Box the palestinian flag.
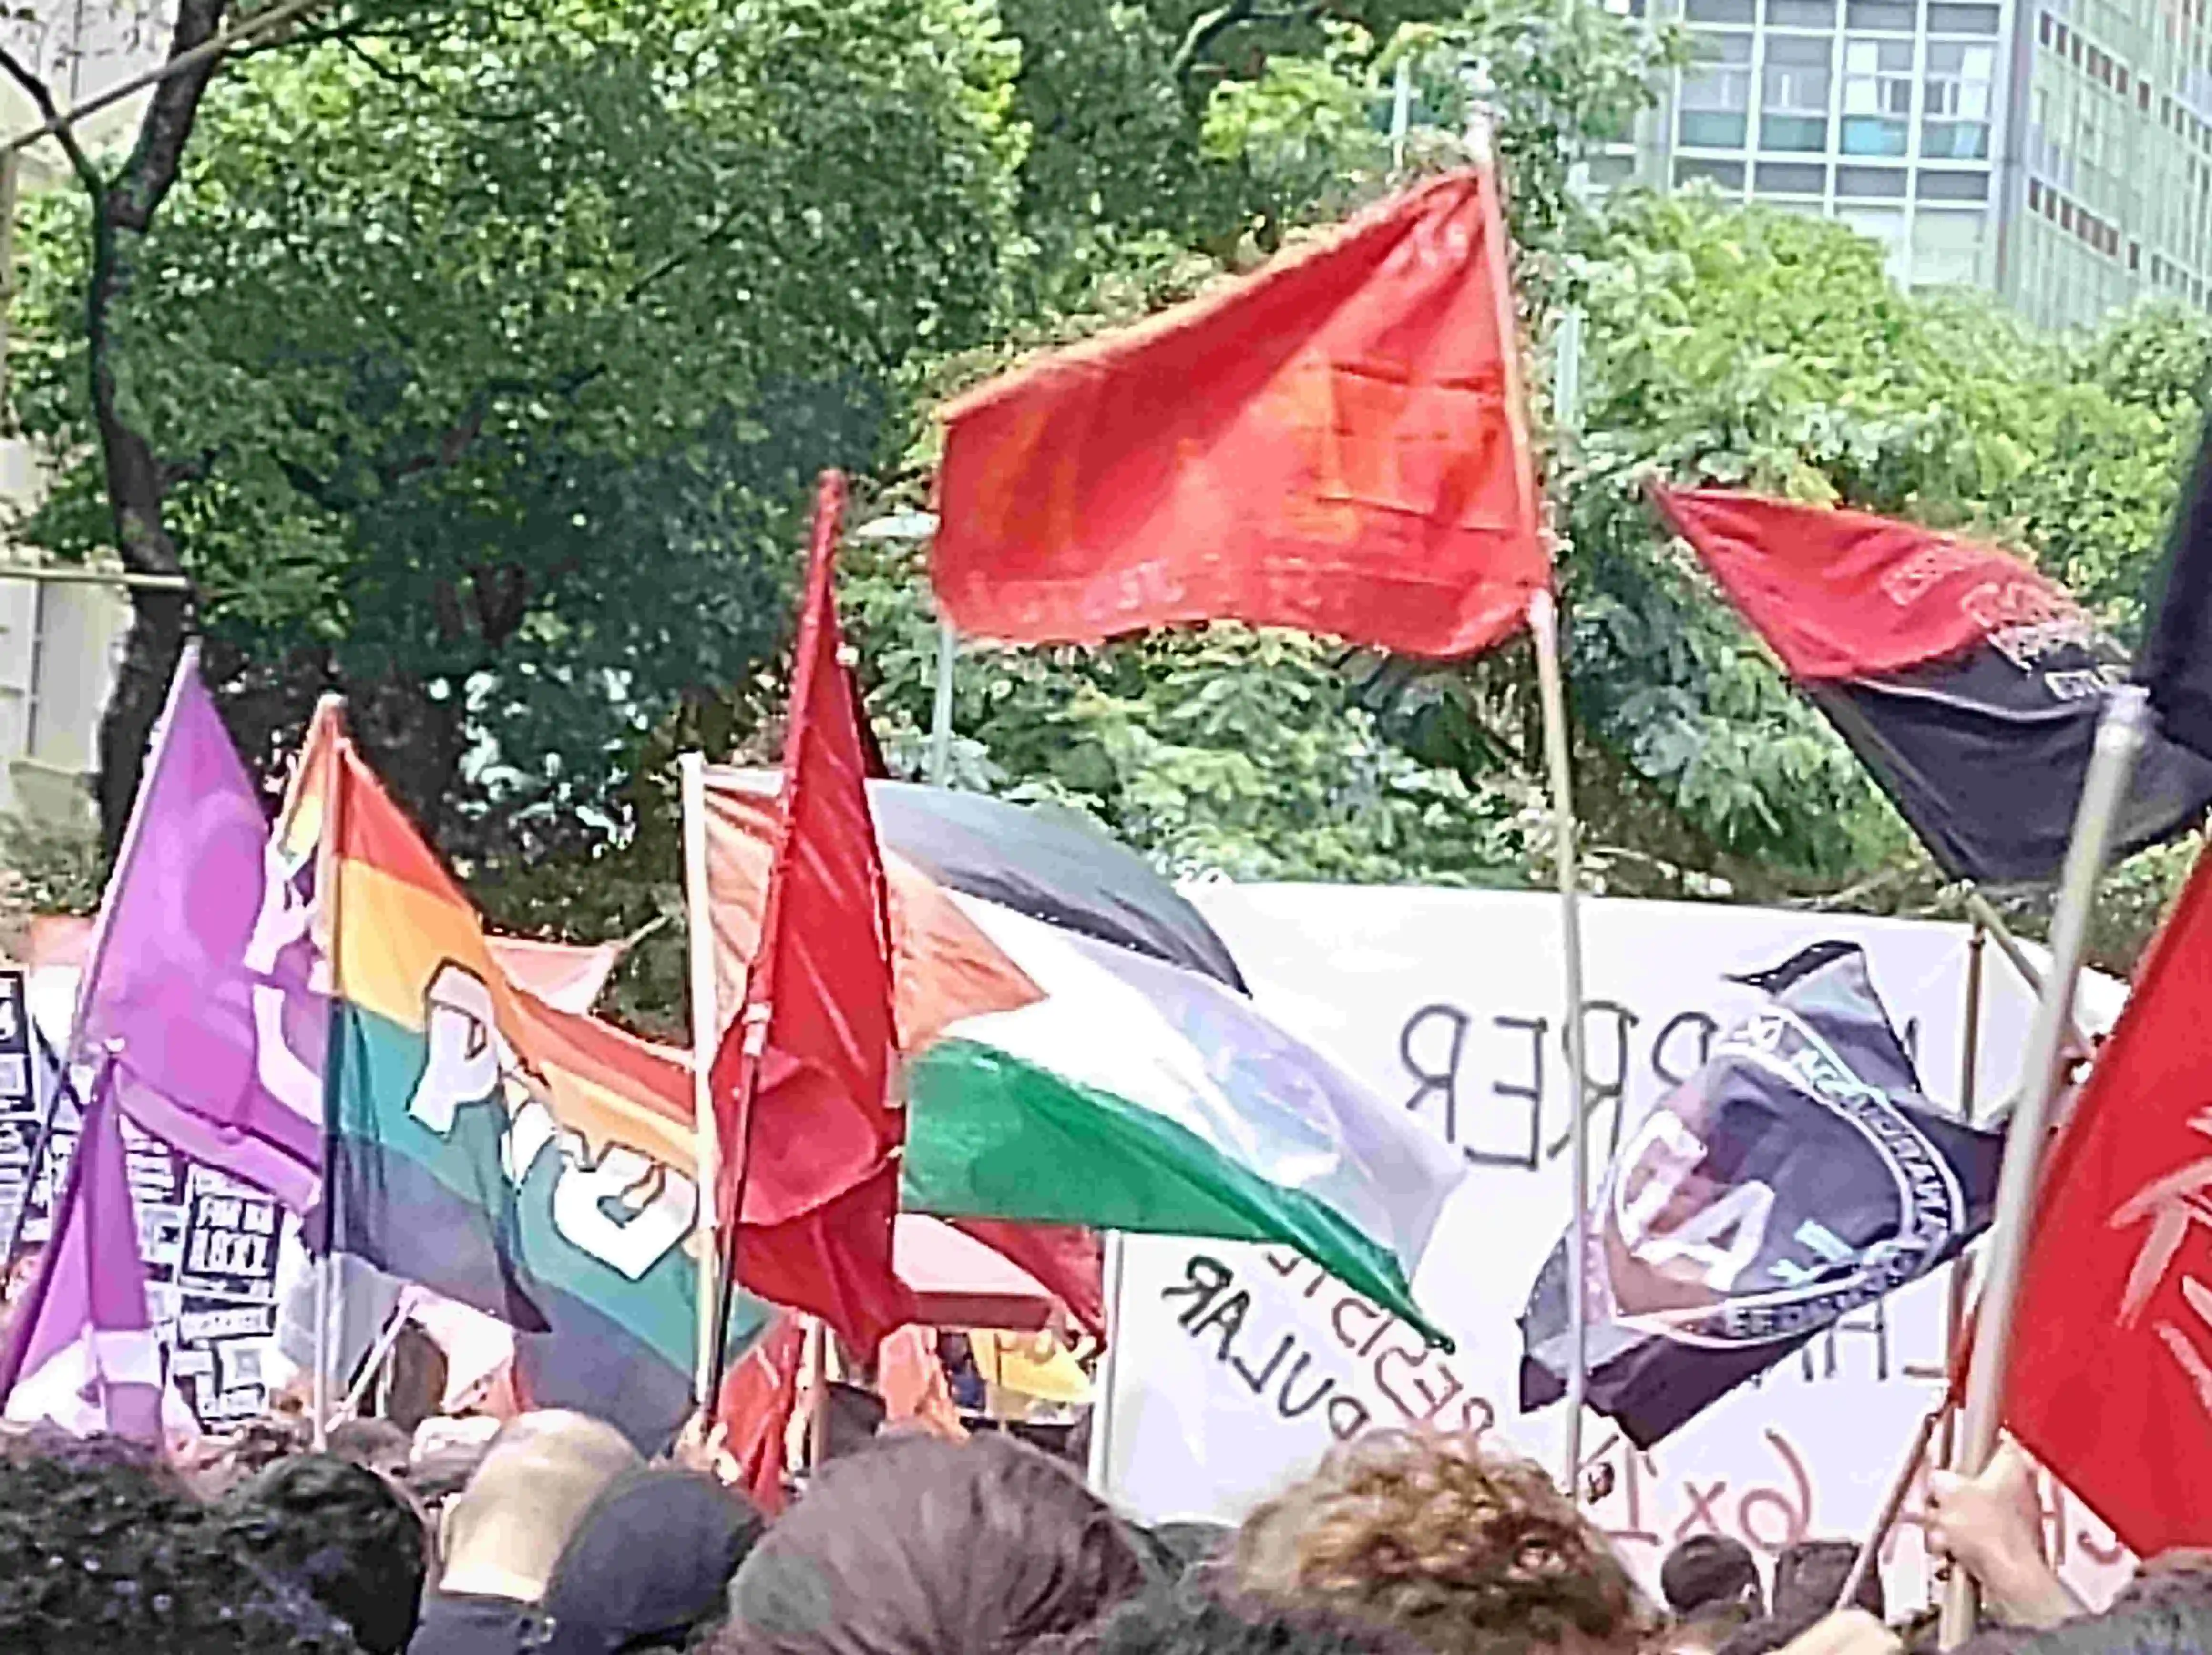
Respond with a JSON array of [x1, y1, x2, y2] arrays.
[[704, 770, 1464, 1340], [1653, 486, 2212, 884], [285, 713, 770, 1451]]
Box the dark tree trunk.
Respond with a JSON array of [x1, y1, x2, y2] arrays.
[[2, 0, 233, 852]]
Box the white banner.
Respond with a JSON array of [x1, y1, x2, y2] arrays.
[[1096, 884, 2133, 1611]]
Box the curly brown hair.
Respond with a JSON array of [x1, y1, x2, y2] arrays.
[[1232, 1432, 1647, 1655]]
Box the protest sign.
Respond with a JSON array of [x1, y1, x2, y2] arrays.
[[0, 970, 41, 1249], [1095, 886, 2133, 1610]]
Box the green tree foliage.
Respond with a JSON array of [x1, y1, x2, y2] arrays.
[[14, 0, 2212, 1016], [13, 0, 1025, 862]]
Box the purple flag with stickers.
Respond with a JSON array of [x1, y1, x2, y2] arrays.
[[0, 1065, 165, 1443], [71, 648, 327, 1215]]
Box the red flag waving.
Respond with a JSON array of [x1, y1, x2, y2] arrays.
[[933, 170, 1546, 659], [2007, 847, 2212, 1555], [711, 471, 917, 1355]]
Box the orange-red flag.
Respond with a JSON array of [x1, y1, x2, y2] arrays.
[[932, 169, 1546, 659], [710, 471, 917, 1355]]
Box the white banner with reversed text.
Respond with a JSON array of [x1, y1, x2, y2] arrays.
[[1096, 884, 2132, 1609]]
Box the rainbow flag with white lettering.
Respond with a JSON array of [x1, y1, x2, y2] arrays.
[[284, 709, 763, 1448]]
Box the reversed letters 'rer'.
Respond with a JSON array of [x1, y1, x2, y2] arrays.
[[2110, 1109, 2212, 1410]]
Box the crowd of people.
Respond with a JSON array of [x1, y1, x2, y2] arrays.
[[0, 1406, 2202, 1655]]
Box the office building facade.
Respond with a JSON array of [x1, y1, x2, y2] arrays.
[[1603, 0, 2212, 329]]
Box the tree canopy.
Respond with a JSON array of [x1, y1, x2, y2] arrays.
[[9, 0, 2212, 1024]]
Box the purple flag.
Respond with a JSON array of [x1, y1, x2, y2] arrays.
[[72, 647, 327, 1215], [0, 1064, 165, 1443]]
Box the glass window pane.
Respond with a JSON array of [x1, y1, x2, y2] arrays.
[[1842, 116, 1910, 152]]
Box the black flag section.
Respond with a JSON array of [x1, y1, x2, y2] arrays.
[[1518, 943, 2003, 1448], [2141, 411, 2212, 762]]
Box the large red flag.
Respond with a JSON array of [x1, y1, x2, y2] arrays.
[[932, 169, 1546, 658], [2007, 847, 2212, 1556], [711, 471, 917, 1354]]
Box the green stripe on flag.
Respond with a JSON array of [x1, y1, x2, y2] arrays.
[[903, 1036, 1450, 1347]]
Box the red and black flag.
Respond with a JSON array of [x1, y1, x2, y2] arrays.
[[1517, 942, 2004, 1447], [1652, 485, 2212, 884]]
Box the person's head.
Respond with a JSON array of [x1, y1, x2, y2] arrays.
[[539, 1467, 766, 1655], [1133, 1523, 1234, 1585], [219, 1451, 430, 1655], [326, 1416, 414, 1481], [0, 1442, 357, 1652], [1038, 1577, 1437, 1655], [438, 1408, 642, 1603], [1233, 1431, 1646, 1655], [1662, 1539, 1764, 1619], [722, 1431, 1145, 1655], [1771, 1544, 1880, 1624]]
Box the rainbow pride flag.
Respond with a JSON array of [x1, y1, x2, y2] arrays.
[[283, 709, 763, 1447]]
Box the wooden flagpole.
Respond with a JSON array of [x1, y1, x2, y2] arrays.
[[1838, 1405, 1947, 1613], [1939, 686, 2150, 1647], [680, 751, 723, 1407], [1529, 590, 1593, 1499]]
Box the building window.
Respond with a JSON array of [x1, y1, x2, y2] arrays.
[[1680, 31, 1754, 147], [2038, 10, 2053, 44], [1925, 41, 1995, 158], [1843, 37, 1915, 154], [1766, 0, 1837, 22], [1845, 0, 1915, 27], [1675, 156, 1749, 188], [1928, 2, 2002, 29], [1917, 168, 1991, 198], [1836, 163, 1909, 194], [2029, 176, 2045, 209], [1911, 207, 1987, 284], [1762, 35, 1834, 149], [1756, 159, 1830, 190]]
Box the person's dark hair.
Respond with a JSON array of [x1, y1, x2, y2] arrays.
[[0, 1446, 358, 1653], [721, 1431, 1144, 1655], [1661, 1538, 1764, 1617], [219, 1451, 429, 1655], [1034, 1577, 1436, 1655], [541, 1467, 766, 1655], [1131, 1523, 1234, 1585]]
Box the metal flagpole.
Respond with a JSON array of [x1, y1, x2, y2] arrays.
[[928, 620, 957, 787], [1529, 591, 1593, 1499], [309, 710, 350, 1453], [681, 751, 724, 1406], [1838, 1405, 1946, 1613], [1086, 1230, 1128, 1495], [1939, 686, 2151, 1648], [1939, 922, 1987, 1472]]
